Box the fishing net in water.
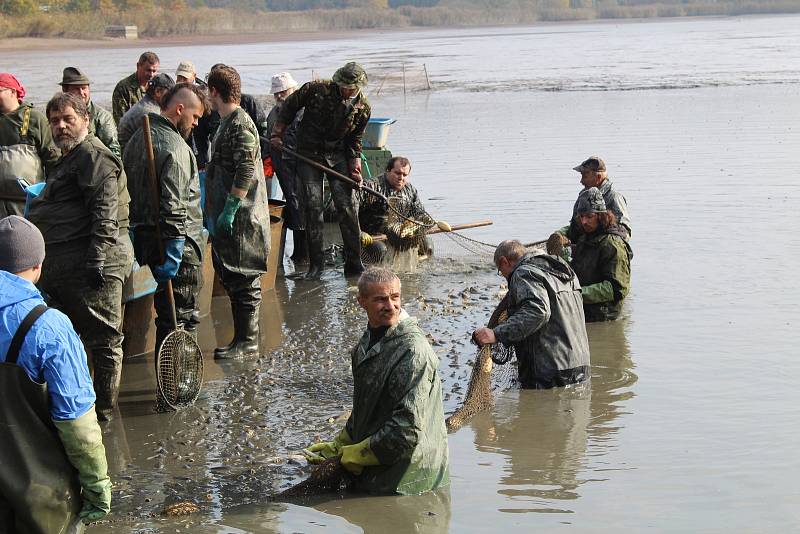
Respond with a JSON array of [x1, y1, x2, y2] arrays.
[[446, 294, 518, 432], [274, 457, 351, 500]]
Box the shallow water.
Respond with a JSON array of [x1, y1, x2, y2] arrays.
[[7, 14, 800, 533]]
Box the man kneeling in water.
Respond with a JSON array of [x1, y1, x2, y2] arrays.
[[358, 157, 432, 264], [302, 267, 449, 494], [473, 240, 591, 389]]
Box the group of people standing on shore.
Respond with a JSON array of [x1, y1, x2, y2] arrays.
[[0, 50, 632, 532]]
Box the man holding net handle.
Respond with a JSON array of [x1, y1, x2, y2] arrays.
[[358, 156, 433, 263], [270, 62, 371, 280], [473, 240, 591, 389], [123, 83, 209, 389]]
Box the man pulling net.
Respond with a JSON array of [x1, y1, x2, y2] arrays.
[[358, 156, 435, 265]]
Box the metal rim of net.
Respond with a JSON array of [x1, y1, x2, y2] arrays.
[[157, 329, 204, 409]]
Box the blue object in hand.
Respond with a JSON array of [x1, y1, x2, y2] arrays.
[[21, 180, 46, 216], [152, 238, 185, 283]]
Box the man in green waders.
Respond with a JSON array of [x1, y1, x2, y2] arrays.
[[0, 215, 112, 532], [0, 73, 59, 217], [205, 65, 270, 360], [303, 267, 449, 495]]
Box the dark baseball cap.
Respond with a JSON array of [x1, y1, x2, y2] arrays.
[[573, 156, 606, 173], [147, 73, 175, 90]]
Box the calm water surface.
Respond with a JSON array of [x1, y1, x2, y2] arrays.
[[8, 14, 800, 533]]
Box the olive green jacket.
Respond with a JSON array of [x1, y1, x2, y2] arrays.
[[570, 227, 632, 322], [345, 315, 450, 495], [0, 102, 59, 174], [112, 72, 144, 125], [278, 80, 371, 160], [88, 101, 120, 158], [123, 113, 204, 264], [28, 134, 130, 269]]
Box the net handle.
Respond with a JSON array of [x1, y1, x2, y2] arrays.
[[280, 146, 434, 229], [142, 115, 178, 330], [372, 219, 492, 242]]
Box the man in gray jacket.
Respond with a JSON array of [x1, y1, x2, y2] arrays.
[[117, 73, 174, 153], [123, 83, 208, 364], [473, 240, 590, 389]]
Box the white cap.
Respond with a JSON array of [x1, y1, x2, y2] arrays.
[[270, 72, 298, 94], [175, 60, 196, 80]]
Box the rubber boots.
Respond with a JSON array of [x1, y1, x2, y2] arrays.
[[213, 302, 237, 357], [214, 305, 260, 359], [93, 364, 121, 422], [290, 229, 308, 264], [304, 219, 325, 280]]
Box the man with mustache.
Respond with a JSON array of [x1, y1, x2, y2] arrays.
[[271, 62, 371, 280], [302, 267, 449, 495], [123, 84, 209, 386], [112, 51, 160, 125], [27, 92, 133, 422]]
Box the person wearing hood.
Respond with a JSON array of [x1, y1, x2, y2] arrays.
[[270, 62, 371, 280], [0, 73, 59, 217], [0, 215, 111, 532], [302, 267, 449, 495], [473, 240, 590, 389], [568, 187, 633, 322], [27, 92, 133, 422], [58, 67, 120, 158], [547, 155, 631, 255]]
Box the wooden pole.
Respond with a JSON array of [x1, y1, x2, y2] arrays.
[[372, 220, 493, 242], [402, 63, 406, 96], [423, 63, 432, 90]]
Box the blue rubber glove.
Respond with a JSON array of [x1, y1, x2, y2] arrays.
[[215, 194, 241, 238], [152, 238, 185, 283]]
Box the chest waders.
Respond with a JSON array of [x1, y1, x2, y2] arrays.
[[0, 305, 83, 534], [0, 107, 45, 217]]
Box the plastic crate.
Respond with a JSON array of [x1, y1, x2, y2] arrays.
[[363, 118, 397, 149]]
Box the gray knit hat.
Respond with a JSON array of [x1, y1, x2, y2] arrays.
[[575, 187, 607, 214], [0, 215, 45, 273]]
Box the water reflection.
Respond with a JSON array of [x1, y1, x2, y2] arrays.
[[469, 318, 636, 514]]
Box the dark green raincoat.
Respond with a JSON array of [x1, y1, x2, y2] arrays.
[[345, 315, 449, 495], [570, 226, 632, 322]]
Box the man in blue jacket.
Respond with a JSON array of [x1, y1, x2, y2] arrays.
[[0, 215, 112, 532]]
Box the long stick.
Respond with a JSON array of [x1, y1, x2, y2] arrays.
[[372, 220, 492, 242], [142, 115, 178, 330], [423, 63, 432, 90], [279, 146, 435, 229]]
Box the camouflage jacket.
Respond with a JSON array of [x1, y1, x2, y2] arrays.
[[28, 134, 130, 268], [194, 94, 267, 168], [206, 107, 270, 275], [346, 315, 450, 495], [493, 254, 591, 388], [359, 173, 423, 236], [88, 101, 120, 158], [565, 178, 631, 240], [112, 72, 144, 125], [117, 95, 160, 154], [278, 80, 370, 160], [570, 226, 632, 322], [123, 113, 204, 264]]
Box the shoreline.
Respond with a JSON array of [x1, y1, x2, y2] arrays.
[[4, 12, 799, 54]]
